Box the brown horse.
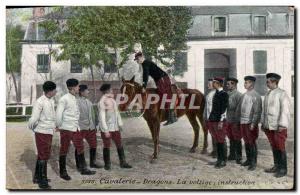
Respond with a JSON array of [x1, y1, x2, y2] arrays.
[[119, 76, 208, 163]]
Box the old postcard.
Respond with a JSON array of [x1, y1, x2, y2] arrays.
[[6, 6, 295, 190]]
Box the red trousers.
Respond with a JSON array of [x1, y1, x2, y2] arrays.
[[224, 122, 242, 141], [80, 130, 97, 149], [265, 129, 287, 152], [207, 121, 226, 144], [35, 133, 53, 160], [101, 131, 122, 148], [156, 76, 172, 109], [59, 130, 84, 156], [240, 124, 259, 146]]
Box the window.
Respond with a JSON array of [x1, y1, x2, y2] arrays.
[[253, 50, 267, 96], [214, 17, 226, 33], [291, 75, 294, 97], [253, 50, 267, 74], [253, 16, 267, 35], [174, 52, 188, 75], [104, 53, 118, 73], [254, 75, 268, 96], [70, 54, 82, 73], [37, 54, 49, 73]]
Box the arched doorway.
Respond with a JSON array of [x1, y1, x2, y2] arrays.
[[204, 49, 236, 94]]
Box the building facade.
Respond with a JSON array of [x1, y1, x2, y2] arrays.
[[17, 6, 294, 105]]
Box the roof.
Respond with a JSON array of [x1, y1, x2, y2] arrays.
[[191, 6, 293, 15]]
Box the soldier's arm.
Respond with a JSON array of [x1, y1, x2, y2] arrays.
[[28, 100, 42, 130], [98, 100, 108, 132], [278, 92, 291, 129], [220, 93, 229, 121], [142, 63, 150, 88], [56, 98, 65, 128], [251, 95, 262, 126]]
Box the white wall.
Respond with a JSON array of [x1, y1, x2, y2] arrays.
[[21, 44, 120, 104], [185, 39, 294, 99]]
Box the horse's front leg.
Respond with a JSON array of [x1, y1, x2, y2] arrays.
[[150, 122, 160, 164]]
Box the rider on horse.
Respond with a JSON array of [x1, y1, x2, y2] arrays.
[[134, 52, 177, 126]]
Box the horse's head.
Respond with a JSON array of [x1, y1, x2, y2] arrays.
[[119, 76, 142, 111]]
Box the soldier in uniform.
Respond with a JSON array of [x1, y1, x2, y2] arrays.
[[56, 79, 95, 181], [204, 78, 217, 158], [262, 73, 291, 178], [28, 81, 57, 189], [135, 52, 177, 126], [208, 77, 229, 169], [225, 78, 243, 164], [238, 76, 262, 171], [98, 84, 132, 170], [75, 84, 103, 169]]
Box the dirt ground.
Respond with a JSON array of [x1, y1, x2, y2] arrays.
[[6, 116, 295, 190]]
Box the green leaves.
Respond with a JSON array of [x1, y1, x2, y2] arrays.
[[43, 6, 192, 74], [6, 24, 24, 73]]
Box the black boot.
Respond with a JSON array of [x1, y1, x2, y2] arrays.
[[59, 155, 71, 181], [33, 160, 39, 184], [265, 149, 279, 173], [227, 140, 236, 160], [103, 148, 111, 170], [224, 140, 228, 162], [241, 144, 251, 166], [209, 138, 217, 158], [235, 140, 242, 164], [77, 153, 96, 175], [38, 160, 51, 189], [74, 149, 80, 171], [215, 143, 226, 169], [248, 145, 256, 171], [90, 148, 103, 168], [117, 147, 132, 168], [163, 109, 178, 126], [275, 151, 287, 178]]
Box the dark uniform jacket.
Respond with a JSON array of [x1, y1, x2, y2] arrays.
[[142, 59, 168, 88], [209, 88, 229, 122]]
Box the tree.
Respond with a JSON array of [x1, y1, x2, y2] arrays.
[[6, 24, 24, 103], [41, 6, 192, 100]]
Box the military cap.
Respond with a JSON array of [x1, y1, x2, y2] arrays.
[[213, 77, 224, 84], [79, 84, 88, 92], [134, 52, 143, 61], [244, 76, 256, 82], [66, 78, 79, 87], [266, 73, 281, 80], [227, 77, 238, 83], [100, 83, 111, 92]]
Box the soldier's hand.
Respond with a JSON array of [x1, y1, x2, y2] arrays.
[[218, 122, 223, 130], [119, 126, 123, 131], [250, 124, 255, 131], [278, 127, 286, 132], [104, 132, 111, 138]]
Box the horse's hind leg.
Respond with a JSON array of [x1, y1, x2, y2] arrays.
[[187, 113, 200, 153], [197, 112, 208, 154]]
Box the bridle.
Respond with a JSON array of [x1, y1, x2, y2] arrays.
[[122, 82, 147, 118]]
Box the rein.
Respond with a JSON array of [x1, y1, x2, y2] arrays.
[[123, 82, 148, 118]]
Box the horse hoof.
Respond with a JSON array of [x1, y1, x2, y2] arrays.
[[189, 148, 196, 153], [150, 158, 157, 164], [201, 149, 208, 154]]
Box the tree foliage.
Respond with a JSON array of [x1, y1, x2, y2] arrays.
[[42, 6, 192, 74], [6, 24, 24, 73]]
